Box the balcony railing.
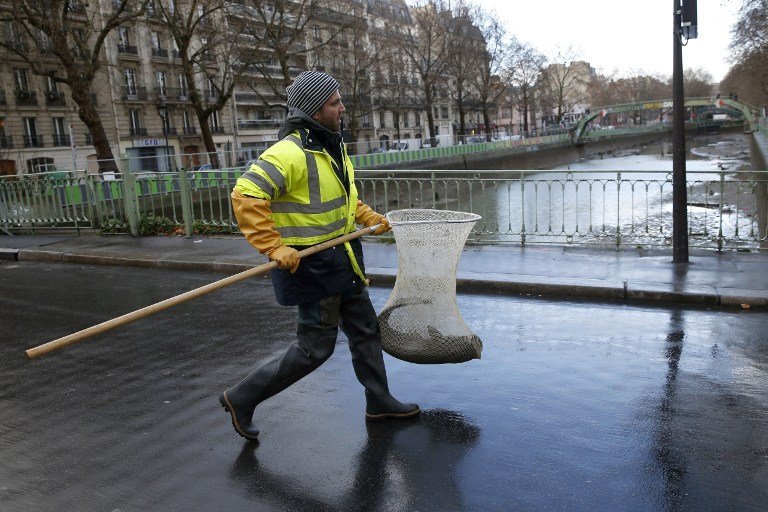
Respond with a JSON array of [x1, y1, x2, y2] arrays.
[[52, 134, 71, 147], [0, 135, 12, 149], [172, 50, 182, 60], [154, 87, 190, 102], [183, 126, 197, 135], [163, 127, 178, 136], [4, 40, 27, 54], [23, 135, 44, 148], [0, 90, 5, 105], [15, 90, 38, 106], [122, 86, 148, 101], [117, 44, 139, 55], [129, 127, 148, 136], [237, 119, 282, 130], [151, 47, 169, 58], [46, 91, 66, 106], [210, 126, 225, 134]]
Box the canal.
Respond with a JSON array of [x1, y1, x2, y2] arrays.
[[360, 132, 764, 248]]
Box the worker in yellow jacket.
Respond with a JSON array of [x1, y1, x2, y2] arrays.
[[220, 71, 420, 441]]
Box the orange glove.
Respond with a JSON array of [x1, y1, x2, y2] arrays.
[[266, 245, 300, 273], [232, 189, 300, 273], [355, 200, 391, 235]]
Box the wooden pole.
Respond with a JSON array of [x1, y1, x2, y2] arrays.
[[25, 226, 378, 360]]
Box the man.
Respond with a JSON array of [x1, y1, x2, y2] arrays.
[[220, 71, 420, 441]]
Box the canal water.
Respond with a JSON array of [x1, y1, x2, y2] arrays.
[[471, 132, 758, 247]]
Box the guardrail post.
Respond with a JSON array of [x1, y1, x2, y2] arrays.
[[178, 168, 194, 238], [616, 172, 622, 248], [520, 171, 526, 246], [717, 170, 725, 251], [81, 171, 100, 229], [121, 165, 140, 237]]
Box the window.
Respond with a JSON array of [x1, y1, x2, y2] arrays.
[[123, 69, 137, 96], [45, 74, 59, 93], [0, 117, 8, 149], [441, 106, 448, 119], [210, 110, 220, 132], [23, 117, 39, 147], [129, 109, 142, 135], [178, 73, 188, 98], [14, 68, 29, 91], [52, 117, 67, 146], [151, 31, 162, 52], [183, 110, 194, 134], [404, 111, 410, 128], [156, 71, 167, 95], [118, 26, 130, 47], [27, 157, 54, 174]]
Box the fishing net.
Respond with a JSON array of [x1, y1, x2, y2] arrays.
[[378, 209, 483, 364]]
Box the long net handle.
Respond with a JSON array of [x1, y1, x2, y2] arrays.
[[25, 226, 378, 360]]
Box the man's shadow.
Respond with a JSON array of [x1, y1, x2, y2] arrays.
[[230, 409, 482, 511]]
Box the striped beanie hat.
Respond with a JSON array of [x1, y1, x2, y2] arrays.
[[286, 71, 339, 116]]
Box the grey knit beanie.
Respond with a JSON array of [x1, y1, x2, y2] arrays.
[[286, 71, 340, 116]]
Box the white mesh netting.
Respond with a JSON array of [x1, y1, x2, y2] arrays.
[[378, 209, 483, 364]]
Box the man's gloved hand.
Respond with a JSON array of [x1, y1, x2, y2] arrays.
[[355, 200, 391, 235], [267, 244, 300, 273], [372, 215, 391, 235]]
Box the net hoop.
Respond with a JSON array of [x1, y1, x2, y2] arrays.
[[386, 209, 481, 226]]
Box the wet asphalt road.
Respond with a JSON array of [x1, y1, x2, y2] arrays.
[[1, 260, 767, 512]]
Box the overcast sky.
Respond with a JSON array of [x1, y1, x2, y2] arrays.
[[475, 0, 742, 82]]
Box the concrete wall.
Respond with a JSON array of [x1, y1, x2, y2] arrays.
[[750, 130, 768, 249], [384, 132, 667, 171]]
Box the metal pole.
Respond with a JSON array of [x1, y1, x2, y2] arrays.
[[672, 0, 689, 262]]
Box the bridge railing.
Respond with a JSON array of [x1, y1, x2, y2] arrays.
[[2, 168, 765, 250]]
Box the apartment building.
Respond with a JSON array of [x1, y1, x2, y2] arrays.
[[0, 0, 488, 175]]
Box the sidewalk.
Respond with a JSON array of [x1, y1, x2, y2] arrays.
[[1, 233, 767, 308]]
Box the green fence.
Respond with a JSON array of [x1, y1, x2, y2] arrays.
[[0, 168, 242, 237], [2, 167, 766, 250]]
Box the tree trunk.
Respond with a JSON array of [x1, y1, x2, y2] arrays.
[[71, 84, 117, 173]]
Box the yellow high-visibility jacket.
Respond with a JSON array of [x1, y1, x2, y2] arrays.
[[235, 129, 358, 245], [234, 128, 367, 302]]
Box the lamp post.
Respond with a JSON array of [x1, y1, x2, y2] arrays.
[[156, 101, 171, 172]]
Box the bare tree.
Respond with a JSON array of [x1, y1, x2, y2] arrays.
[[730, 0, 768, 63], [443, 1, 482, 140], [726, 0, 768, 106], [680, 68, 715, 98], [310, 3, 380, 149], [392, 0, 450, 146], [538, 46, 590, 128], [503, 39, 545, 135], [0, 0, 149, 172], [234, 0, 358, 104], [471, 7, 507, 142], [720, 53, 768, 106], [157, 0, 246, 168]]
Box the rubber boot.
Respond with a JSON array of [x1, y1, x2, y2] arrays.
[[220, 322, 338, 440], [341, 289, 420, 421]]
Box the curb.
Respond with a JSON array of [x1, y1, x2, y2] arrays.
[[8, 248, 768, 310]]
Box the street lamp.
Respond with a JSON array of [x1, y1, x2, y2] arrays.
[[156, 101, 171, 172]]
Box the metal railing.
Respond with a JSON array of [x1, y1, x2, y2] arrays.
[[2, 167, 765, 250]]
